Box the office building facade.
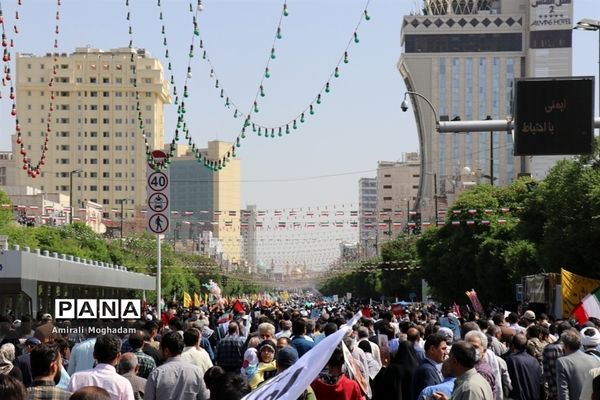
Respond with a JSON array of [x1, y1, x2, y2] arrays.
[[169, 141, 241, 265], [399, 0, 573, 217], [358, 177, 377, 258]]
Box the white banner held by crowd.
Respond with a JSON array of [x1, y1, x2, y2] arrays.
[[242, 311, 362, 400]]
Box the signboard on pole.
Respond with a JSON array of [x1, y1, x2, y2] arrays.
[[513, 76, 594, 156], [146, 151, 170, 235]]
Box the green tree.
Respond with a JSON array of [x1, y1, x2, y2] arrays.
[[0, 191, 13, 227], [379, 234, 421, 300]]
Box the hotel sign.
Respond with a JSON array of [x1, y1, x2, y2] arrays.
[[530, 0, 572, 31]]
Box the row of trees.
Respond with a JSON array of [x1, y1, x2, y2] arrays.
[[0, 192, 265, 301], [320, 139, 600, 306]]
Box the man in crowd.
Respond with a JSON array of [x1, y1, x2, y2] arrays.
[[214, 321, 245, 373], [556, 329, 600, 400], [15, 336, 40, 387], [127, 332, 156, 379], [27, 343, 71, 399], [290, 319, 314, 357], [412, 333, 448, 400], [68, 334, 135, 400], [181, 328, 213, 374], [505, 333, 542, 400], [276, 320, 292, 339], [119, 352, 146, 400], [68, 331, 97, 375], [145, 331, 209, 400], [543, 321, 572, 400], [432, 341, 492, 400]]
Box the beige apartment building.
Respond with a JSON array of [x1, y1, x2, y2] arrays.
[[399, 0, 573, 219], [375, 152, 420, 248], [13, 47, 170, 219]]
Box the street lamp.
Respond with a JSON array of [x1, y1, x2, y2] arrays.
[[69, 169, 83, 224], [574, 18, 600, 124], [402, 91, 439, 221], [401, 91, 439, 127]]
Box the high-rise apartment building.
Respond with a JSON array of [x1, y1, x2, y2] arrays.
[[399, 0, 573, 217], [169, 141, 241, 265], [14, 47, 169, 219], [241, 204, 258, 272], [358, 177, 377, 257], [375, 153, 420, 247]]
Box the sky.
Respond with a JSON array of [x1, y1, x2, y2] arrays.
[[0, 0, 598, 212]]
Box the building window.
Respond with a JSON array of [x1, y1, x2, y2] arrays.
[[383, 196, 392, 201], [103, 172, 110, 178], [103, 131, 109, 137], [103, 145, 109, 151], [90, 185, 97, 191], [90, 159, 97, 164], [383, 185, 392, 189], [103, 159, 110, 165], [102, 77, 109, 83], [103, 185, 109, 191], [90, 77, 97, 83]]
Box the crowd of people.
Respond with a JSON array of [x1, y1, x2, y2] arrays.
[[1, 300, 600, 400]]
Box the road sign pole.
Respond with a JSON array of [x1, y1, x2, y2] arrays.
[[157, 234, 161, 318]]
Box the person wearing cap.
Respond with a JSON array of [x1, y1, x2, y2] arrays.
[[523, 310, 536, 328], [276, 346, 316, 400], [555, 329, 600, 400], [14, 336, 40, 387], [248, 340, 277, 390]]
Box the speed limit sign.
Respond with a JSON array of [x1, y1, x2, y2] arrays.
[[148, 172, 168, 191], [146, 151, 170, 234]]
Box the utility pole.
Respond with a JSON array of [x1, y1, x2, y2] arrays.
[[406, 199, 411, 235], [433, 173, 438, 225], [120, 199, 124, 244], [486, 115, 494, 186], [490, 130, 494, 186]]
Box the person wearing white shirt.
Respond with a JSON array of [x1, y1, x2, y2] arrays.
[[181, 328, 213, 375], [68, 334, 134, 400]]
